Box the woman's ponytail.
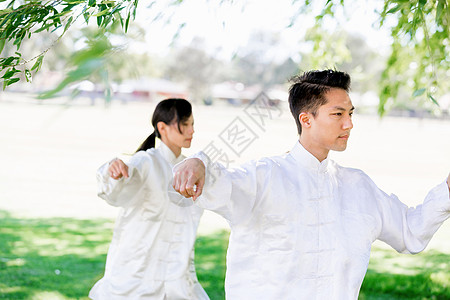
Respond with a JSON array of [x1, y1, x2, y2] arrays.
[[136, 131, 156, 152]]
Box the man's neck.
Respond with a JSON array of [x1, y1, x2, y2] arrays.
[[298, 138, 329, 162]]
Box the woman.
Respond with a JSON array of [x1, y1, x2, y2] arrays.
[[89, 98, 209, 300]]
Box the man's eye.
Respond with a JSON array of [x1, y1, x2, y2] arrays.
[[334, 113, 342, 116]]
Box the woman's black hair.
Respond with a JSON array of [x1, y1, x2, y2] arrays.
[[136, 98, 192, 152]]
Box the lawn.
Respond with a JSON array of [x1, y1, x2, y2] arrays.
[[0, 210, 448, 299]]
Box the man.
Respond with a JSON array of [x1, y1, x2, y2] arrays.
[[172, 70, 450, 299]]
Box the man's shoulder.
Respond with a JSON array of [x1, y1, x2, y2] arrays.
[[332, 161, 372, 181], [252, 151, 294, 172]]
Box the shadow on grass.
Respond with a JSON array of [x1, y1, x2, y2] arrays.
[[360, 271, 450, 300], [0, 210, 112, 299], [0, 210, 228, 300], [1, 210, 448, 300], [360, 246, 450, 300], [195, 231, 229, 300]]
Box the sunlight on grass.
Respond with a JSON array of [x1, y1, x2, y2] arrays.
[[431, 272, 450, 287], [0, 286, 24, 294], [368, 245, 450, 276], [0, 210, 448, 300], [5, 258, 26, 267], [360, 245, 450, 299], [31, 291, 70, 300], [0, 211, 112, 299]]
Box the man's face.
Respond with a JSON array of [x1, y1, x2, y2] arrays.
[[307, 88, 354, 154]]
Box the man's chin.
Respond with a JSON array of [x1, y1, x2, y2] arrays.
[[332, 144, 348, 152]]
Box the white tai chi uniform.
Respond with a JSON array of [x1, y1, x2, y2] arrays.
[[186, 141, 449, 300], [89, 142, 209, 300]]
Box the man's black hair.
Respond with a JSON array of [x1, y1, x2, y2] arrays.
[[288, 69, 351, 135]]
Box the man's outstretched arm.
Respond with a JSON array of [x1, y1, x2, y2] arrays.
[[173, 158, 205, 201]]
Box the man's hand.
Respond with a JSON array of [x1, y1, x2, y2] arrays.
[[108, 158, 129, 180], [447, 173, 450, 194], [173, 158, 205, 201]]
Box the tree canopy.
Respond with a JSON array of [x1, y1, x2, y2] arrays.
[[0, 0, 448, 115], [0, 0, 138, 91], [298, 0, 449, 115]]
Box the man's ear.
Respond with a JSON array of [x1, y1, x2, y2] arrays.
[[299, 112, 312, 129]]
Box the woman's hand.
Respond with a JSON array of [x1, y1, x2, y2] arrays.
[[108, 158, 129, 180]]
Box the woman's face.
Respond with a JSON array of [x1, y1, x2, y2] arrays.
[[160, 114, 194, 155]]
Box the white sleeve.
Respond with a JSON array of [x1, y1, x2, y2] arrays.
[[188, 151, 259, 226], [375, 179, 450, 254], [96, 152, 150, 208]]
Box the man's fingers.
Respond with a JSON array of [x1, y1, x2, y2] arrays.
[[175, 172, 191, 198], [119, 163, 129, 178], [173, 161, 190, 197], [186, 176, 197, 196], [192, 179, 204, 202], [172, 158, 206, 199], [446, 173, 450, 193]]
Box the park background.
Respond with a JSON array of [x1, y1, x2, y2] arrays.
[[1, 0, 450, 299]]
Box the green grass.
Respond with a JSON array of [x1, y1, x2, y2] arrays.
[[0, 210, 111, 299], [0, 210, 448, 300], [194, 231, 229, 300]]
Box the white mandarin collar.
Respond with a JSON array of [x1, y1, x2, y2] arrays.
[[289, 141, 330, 173], [157, 141, 185, 165]]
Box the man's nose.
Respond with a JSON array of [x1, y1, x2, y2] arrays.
[[343, 116, 353, 130]]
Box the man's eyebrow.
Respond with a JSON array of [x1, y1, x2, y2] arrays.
[[330, 106, 355, 111]]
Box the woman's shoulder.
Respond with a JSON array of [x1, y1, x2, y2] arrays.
[[128, 149, 165, 167]]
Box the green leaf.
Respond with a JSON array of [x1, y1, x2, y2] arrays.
[[25, 69, 32, 82], [0, 8, 13, 13], [31, 55, 44, 72], [428, 94, 440, 107], [418, 0, 426, 9], [125, 12, 130, 33], [412, 88, 426, 97], [0, 38, 5, 55], [436, 0, 444, 24], [64, 16, 73, 33], [92, 8, 111, 17], [88, 0, 96, 6], [84, 11, 90, 24], [2, 70, 14, 79], [34, 22, 54, 33], [6, 77, 20, 86], [386, 5, 401, 14], [3, 56, 15, 66], [13, 37, 23, 48], [2, 68, 20, 79], [63, 0, 85, 4]]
